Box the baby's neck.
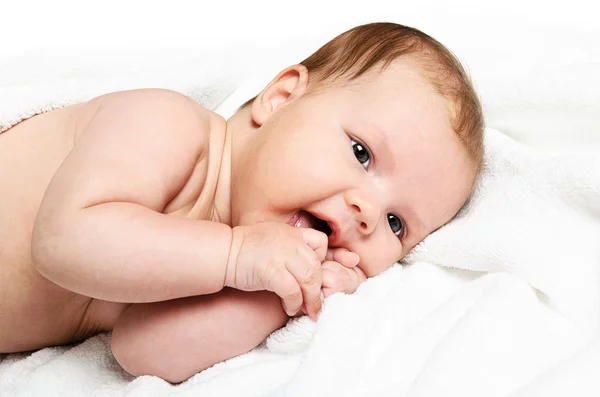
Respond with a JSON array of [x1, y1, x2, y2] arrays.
[[209, 116, 234, 226], [215, 106, 257, 227]]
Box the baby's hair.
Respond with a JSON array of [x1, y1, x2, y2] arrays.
[[241, 22, 484, 172]]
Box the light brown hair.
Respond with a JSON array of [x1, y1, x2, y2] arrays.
[[242, 22, 484, 171]]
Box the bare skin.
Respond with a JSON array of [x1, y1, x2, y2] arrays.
[[0, 59, 477, 383], [0, 103, 124, 352], [0, 89, 362, 382]]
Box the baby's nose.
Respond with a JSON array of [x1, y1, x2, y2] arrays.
[[344, 189, 381, 235]]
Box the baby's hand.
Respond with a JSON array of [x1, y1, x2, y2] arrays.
[[225, 223, 328, 320], [321, 248, 367, 298]]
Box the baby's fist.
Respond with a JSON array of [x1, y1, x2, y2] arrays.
[[225, 223, 328, 320]]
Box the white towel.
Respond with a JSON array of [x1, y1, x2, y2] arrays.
[[1, 36, 600, 397], [406, 130, 600, 336]]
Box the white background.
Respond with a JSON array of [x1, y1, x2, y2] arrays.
[[1, 0, 599, 147]]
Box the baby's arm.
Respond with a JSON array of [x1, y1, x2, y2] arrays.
[[112, 290, 287, 383], [32, 89, 231, 302], [112, 249, 363, 383]]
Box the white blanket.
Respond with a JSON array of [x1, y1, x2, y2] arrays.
[[2, 15, 600, 397]]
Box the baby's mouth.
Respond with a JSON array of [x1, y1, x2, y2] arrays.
[[288, 210, 332, 236]]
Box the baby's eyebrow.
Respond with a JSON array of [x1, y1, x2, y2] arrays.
[[368, 122, 395, 168], [393, 188, 428, 243], [407, 210, 427, 243], [370, 122, 390, 147]]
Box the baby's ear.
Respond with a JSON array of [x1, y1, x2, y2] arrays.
[[251, 64, 308, 126]]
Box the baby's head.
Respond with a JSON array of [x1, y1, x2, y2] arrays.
[[227, 22, 484, 277]]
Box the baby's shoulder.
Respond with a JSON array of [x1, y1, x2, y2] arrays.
[[88, 88, 223, 126], [77, 88, 225, 152], [87, 89, 229, 219], [66, 89, 226, 217]]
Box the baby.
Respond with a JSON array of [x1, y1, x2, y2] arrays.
[[0, 22, 483, 382]]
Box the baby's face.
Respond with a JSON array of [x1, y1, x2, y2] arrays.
[[231, 60, 476, 277]]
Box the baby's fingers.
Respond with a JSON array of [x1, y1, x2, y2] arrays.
[[301, 228, 328, 263], [321, 287, 337, 299], [321, 263, 344, 298], [353, 265, 368, 284], [326, 248, 360, 268], [286, 248, 323, 321], [321, 260, 365, 297], [270, 270, 303, 317]]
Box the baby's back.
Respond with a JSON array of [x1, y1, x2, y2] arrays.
[[0, 103, 128, 352]]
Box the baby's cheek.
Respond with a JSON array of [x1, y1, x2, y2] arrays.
[[363, 259, 393, 278], [357, 235, 402, 277], [358, 256, 384, 278]]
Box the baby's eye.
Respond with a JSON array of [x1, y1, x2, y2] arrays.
[[351, 139, 370, 168], [387, 213, 404, 237]]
